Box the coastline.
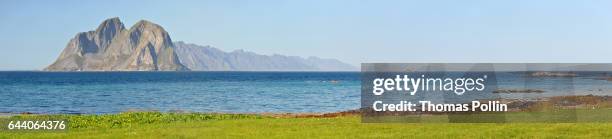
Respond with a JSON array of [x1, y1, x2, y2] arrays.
[[2, 94, 609, 117], [2, 94, 610, 138]]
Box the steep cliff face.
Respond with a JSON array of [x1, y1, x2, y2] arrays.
[[45, 17, 187, 71], [46, 17, 356, 71]]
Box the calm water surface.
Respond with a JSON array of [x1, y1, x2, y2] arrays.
[[1, 71, 610, 114], [0, 72, 360, 114]]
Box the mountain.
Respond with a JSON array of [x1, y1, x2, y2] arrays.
[[45, 17, 187, 71], [46, 17, 356, 71], [174, 42, 357, 71]]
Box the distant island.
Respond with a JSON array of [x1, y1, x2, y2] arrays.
[[45, 17, 356, 71]]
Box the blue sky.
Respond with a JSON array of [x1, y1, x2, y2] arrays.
[[1, 0, 612, 70]]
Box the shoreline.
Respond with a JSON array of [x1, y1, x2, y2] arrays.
[[2, 94, 609, 118], [0, 109, 362, 118]]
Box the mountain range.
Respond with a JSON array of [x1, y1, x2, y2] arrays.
[[45, 18, 356, 71]]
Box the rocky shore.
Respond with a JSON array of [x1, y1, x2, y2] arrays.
[[528, 71, 577, 77], [492, 89, 545, 93]]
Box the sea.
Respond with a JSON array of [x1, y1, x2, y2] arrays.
[[1, 71, 610, 114], [0, 72, 360, 114]]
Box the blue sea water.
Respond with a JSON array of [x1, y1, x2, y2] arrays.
[[362, 71, 612, 106], [1, 71, 610, 114], [0, 72, 360, 114]]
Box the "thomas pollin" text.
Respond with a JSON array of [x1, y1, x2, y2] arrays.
[[372, 100, 507, 112]]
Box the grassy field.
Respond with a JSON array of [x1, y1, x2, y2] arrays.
[[1, 111, 611, 139]]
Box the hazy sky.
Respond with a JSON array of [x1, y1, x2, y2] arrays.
[[1, 0, 612, 70]]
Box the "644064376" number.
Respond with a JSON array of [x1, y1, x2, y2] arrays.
[[7, 120, 66, 130]]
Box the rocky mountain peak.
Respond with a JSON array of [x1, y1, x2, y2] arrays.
[[45, 17, 187, 71], [130, 20, 167, 35], [94, 17, 125, 44], [128, 20, 172, 47], [45, 17, 354, 71], [95, 17, 124, 33]]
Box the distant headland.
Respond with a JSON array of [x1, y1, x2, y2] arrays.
[[45, 17, 356, 71]]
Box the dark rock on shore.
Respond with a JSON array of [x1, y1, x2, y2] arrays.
[[492, 89, 545, 93], [529, 71, 577, 77]]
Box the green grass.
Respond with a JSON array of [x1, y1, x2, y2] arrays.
[[1, 112, 611, 138], [4, 112, 264, 129], [365, 109, 612, 123]]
